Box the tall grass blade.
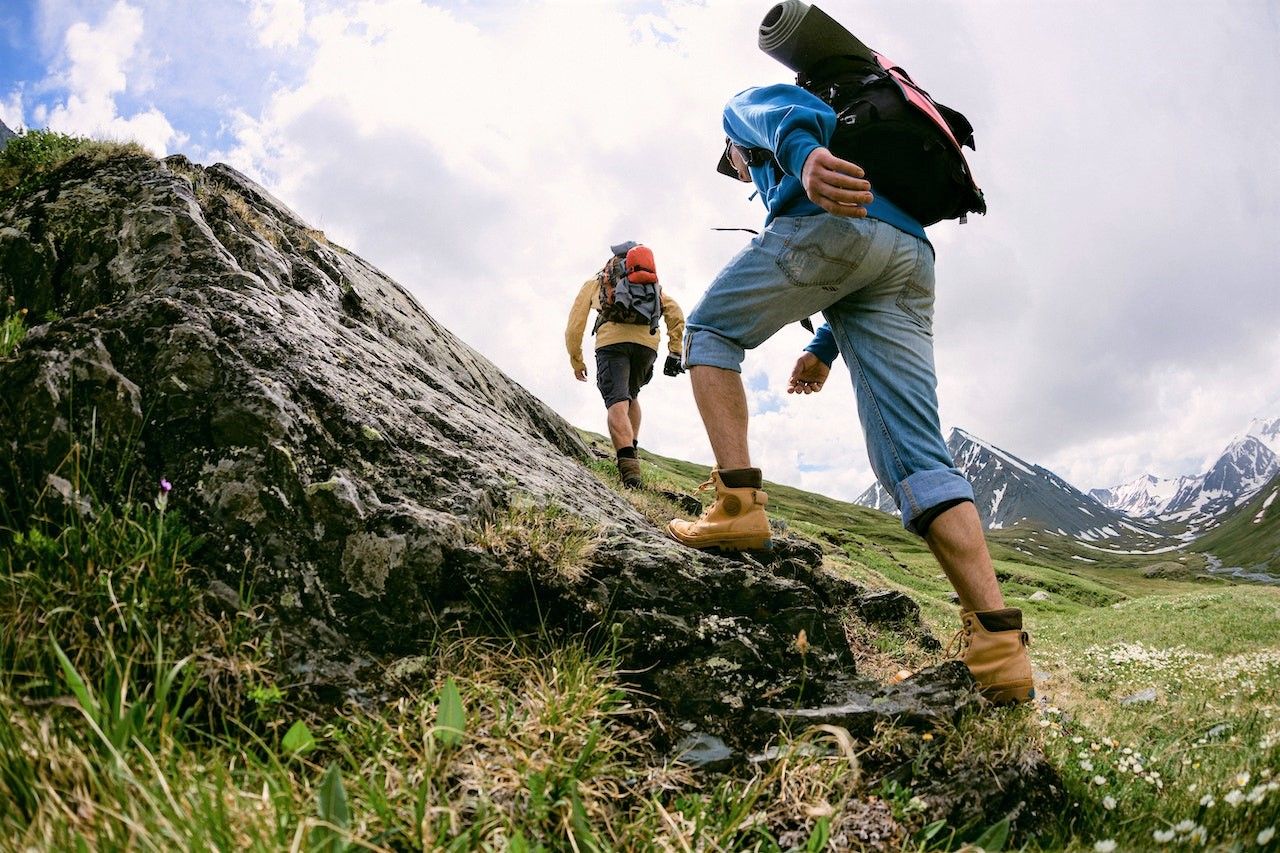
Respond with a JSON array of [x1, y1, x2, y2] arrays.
[[435, 676, 465, 748], [312, 763, 351, 853]]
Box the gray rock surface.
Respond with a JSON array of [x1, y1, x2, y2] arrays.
[[0, 119, 14, 151], [0, 151, 1060, 830]]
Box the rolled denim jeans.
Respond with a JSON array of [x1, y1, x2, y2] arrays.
[[683, 213, 973, 533]]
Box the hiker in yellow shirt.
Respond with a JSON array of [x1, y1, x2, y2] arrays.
[[565, 242, 685, 489]]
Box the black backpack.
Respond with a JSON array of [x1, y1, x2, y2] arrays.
[[800, 53, 986, 226], [592, 242, 663, 335]]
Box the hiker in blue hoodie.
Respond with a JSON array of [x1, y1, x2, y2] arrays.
[[667, 82, 1033, 704]]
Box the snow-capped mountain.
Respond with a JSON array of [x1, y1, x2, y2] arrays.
[[1091, 417, 1280, 532], [1244, 416, 1280, 457], [1088, 473, 1186, 518], [1159, 436, 1278, 528], [856, 428, 1167, 544]]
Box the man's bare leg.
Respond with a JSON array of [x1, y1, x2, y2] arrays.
[[689, 365, 751, 469], [924, 501, 1005, 613], [628, 398, 641, 446], [606, 400, 635, 450]]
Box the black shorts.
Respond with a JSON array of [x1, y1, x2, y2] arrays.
[[595, 342, 657, 407]]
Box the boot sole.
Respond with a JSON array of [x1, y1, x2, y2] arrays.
[[665, 521, 772, 552]]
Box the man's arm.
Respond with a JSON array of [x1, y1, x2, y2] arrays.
[[565, 280, 596, 382]]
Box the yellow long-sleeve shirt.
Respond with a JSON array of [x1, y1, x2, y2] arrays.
[[564, 277, 685, 374]]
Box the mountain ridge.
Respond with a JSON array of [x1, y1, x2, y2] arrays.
[[854, 421, 1277, 571]]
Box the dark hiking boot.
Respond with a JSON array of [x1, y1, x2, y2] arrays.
[[667, 469, 771, 551], [617, 456, 644, 489], [948, 608, 1035, 704]]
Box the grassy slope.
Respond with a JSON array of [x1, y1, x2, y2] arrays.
[[1193, 474, 1280, 572], [1, 137, 1275, 848], [601, 433, 1280, 850]]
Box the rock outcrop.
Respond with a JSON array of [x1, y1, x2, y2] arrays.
[[0, 151, 1059, 832]]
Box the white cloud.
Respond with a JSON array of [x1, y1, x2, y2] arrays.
[[0, 91, 23, 130], [43, 1, 181, 154], [250, 0, 307, 49]]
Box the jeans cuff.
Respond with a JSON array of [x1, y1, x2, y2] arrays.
[[683, 328, 745, 372], [895, 468, 975, 534]]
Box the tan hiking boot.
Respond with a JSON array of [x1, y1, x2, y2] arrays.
[[617, 456, 644, 489], [948, 608, 1035, 704], [667, 469, 772, 551]]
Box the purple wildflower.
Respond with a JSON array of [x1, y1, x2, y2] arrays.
[[160, 478, 172, 493]]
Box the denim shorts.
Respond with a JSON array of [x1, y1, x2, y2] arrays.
[[683, 214, 974, 533]]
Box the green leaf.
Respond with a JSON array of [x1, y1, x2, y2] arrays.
[[919, 818, 948, 842], [282, 720, 316, 756], [971, 816, 1010, 852], [569, 787, 599, 852], [435, 677, 465, 748], [805, 815, 831, 852], [311, 763, 351, 853], [52, 638, 97, 718]]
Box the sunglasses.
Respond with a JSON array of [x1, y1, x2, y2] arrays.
[[716, 138, 756, 183]]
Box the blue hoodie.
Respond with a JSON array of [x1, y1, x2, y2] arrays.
[[724, 84, 930, 367]]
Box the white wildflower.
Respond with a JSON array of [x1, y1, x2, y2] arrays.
[[1094, 840, 1117, 853], [1199, 794, 1214, 807], [1236, 772, 1252, 787], [1093, 775, 1107, 786], [1153, 828, 1175, 843], [1103, 795, 1116, 810], [1225, 789, 1246, 807], [1247, 785, 1268, 803], [1176, 820, 1197, 833], [1189, 826, 1207, 845], [1081, 760, 1095, 773], [1258, 826, 1275, 845]]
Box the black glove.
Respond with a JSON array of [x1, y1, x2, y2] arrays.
[[663, 354, 685, 377]]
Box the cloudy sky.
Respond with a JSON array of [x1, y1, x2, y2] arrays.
[[2, 0, 1278, 501]]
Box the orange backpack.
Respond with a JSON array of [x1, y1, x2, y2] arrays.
[[593, 242, 662, 334]]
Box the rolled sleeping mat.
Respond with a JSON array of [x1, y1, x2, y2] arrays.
[[758, 0, 876, 73]]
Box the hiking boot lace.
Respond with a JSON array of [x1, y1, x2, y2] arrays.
[[945, 626, 972, 659], [688, 477, 717, 519]]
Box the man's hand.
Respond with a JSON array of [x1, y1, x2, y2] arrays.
[[788, 352, 830, 394], [663, 354, 685, 377], [801, 147, 873, 217], [574, 367, 588, 382]]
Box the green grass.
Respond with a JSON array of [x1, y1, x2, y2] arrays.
[[1, 427, 1276, 847], [0, 129, 151, 202], [0, 305, 25, 357]]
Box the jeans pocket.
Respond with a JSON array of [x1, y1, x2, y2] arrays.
[[894, 248, 936, 329], [775, 216, 873, 290]]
